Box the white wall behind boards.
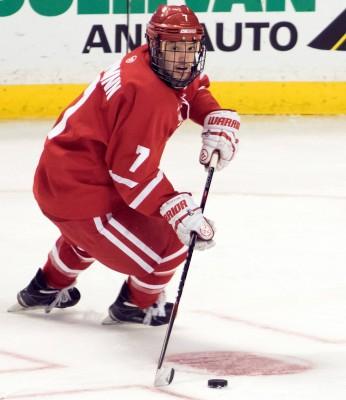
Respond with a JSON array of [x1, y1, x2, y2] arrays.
[[0, 0, 345, 84]]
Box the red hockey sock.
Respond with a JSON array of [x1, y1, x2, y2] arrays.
[[127, 275, 170, 309], [43, 237, 94, 289]]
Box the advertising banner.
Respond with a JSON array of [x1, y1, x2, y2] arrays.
[[1, 0, 345, 116]]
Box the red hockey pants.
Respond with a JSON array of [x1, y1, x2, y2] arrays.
[[42, 203, 187, 308]]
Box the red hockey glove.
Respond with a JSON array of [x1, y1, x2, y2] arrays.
[[199, 109, 240, 170], [160, 193, 215, 251]]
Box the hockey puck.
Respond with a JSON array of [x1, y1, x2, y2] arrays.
[[207, 379, 228, 389]]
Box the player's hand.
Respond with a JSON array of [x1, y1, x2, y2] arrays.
[[160, 193, 215, 250], [199, 109, 240, 171]]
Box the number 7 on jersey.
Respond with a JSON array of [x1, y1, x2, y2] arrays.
[[129, 145, 150, 173]]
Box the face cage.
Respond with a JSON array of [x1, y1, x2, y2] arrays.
[[148, 39, 206, 89]]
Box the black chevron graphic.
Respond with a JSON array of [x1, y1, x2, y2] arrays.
[[308, 9, 346, 50]]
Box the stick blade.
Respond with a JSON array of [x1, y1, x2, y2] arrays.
[[154, 367, 175, 387]]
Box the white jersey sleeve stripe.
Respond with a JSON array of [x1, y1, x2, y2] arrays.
[[108, 171, 138, 188], [48, 74, 101, 140], [93, 217, 154, 274], [129, 170, 164, 209]]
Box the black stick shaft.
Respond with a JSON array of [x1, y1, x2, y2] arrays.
[[126, 0, 130, 53], [156, 157, 217, 371]]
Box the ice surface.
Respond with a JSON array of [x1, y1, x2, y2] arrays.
[[0, 116, 346, 399]]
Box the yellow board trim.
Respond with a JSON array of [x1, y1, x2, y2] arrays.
[[210, 82, 346, 115], [0, 84, 86, 120], [331, 33, 346, 50], [0, 81, 345, 119]]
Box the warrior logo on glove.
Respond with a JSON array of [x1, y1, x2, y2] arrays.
[[200, 109, 240, 171], [162, 198, 189, 222], [206, 114, 240, 129], [160, 193, 215, 250]]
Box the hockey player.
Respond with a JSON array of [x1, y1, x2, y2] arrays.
[[11, 5, 240, 326]]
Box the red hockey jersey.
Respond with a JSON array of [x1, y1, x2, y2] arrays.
[[33, 45, 221, 220]]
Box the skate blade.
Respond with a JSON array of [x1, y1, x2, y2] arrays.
[[7, 303, 27, 312], [102, 315, 122, 325], [7, 303, 51, 313], [101, 315, 151, 327]]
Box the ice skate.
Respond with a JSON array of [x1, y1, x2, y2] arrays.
[[102, 281, 173, 327], [8, 269, 80, 314]]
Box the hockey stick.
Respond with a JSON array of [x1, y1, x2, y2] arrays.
[[154, 152, 219, 387], [126, 0, 131, 53]]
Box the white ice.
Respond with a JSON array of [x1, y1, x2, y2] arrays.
[[0, 116, 346, 399]]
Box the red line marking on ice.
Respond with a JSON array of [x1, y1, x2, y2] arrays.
[[0, 352, 201, 400], [153, 388, 202, 400], [0, 367, 53, 374], [3, 385, 202, 400], [167, 351, 311, 376], [0, 350, 63, 374], [194, 311, 346, 345]]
